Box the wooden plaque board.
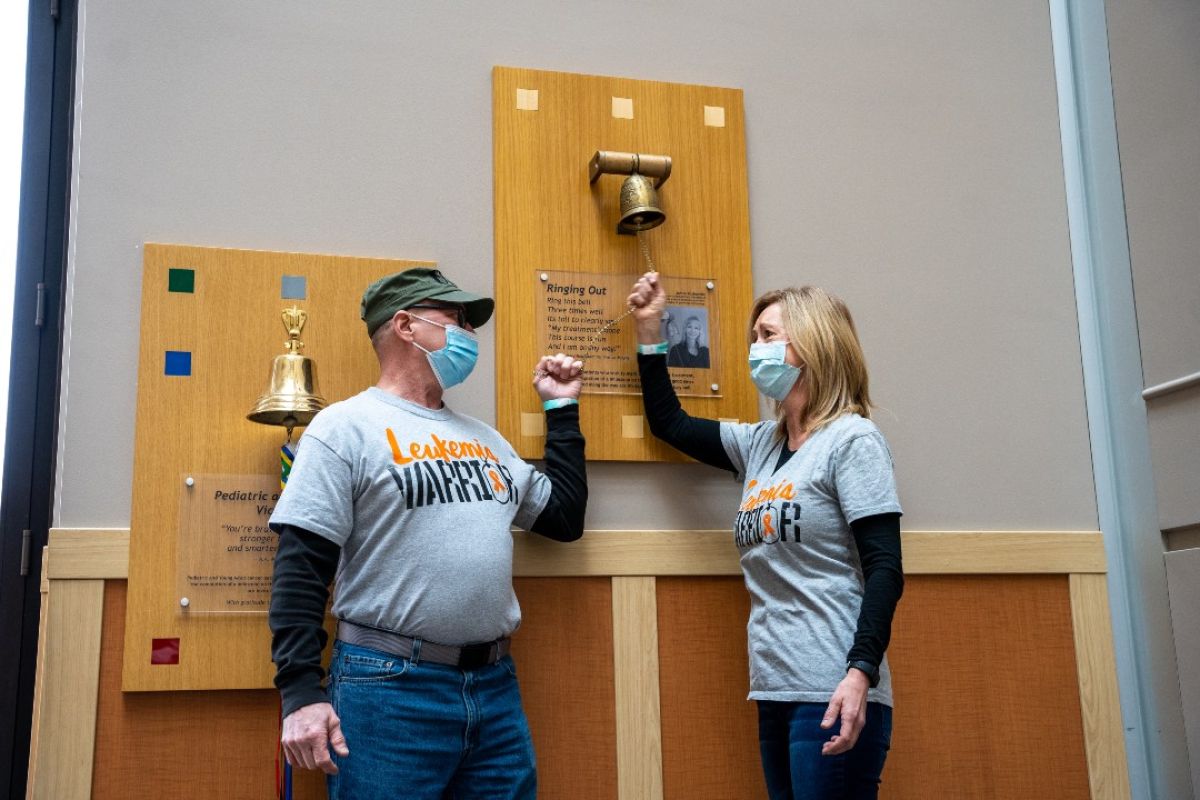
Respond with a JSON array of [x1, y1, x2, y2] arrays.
[[493, 66, 759, 461], [123, 243, 430, 691]]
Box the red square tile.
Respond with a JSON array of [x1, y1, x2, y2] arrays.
[[150, 637, 180, 665]]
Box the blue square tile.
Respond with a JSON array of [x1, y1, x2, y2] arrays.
[[281, 275, 307, 300], [164, 350, 192, 376]]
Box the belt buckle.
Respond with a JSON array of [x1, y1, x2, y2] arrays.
[[456, 642, 493, 670]]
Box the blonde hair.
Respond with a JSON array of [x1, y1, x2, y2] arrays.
[[748, 286, 871, 437]]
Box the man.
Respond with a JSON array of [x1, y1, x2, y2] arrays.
[[268, 267, 586, 799]]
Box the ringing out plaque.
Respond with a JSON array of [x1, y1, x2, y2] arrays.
[[536, 269, 721, 397], [177, 473, 281, 613]]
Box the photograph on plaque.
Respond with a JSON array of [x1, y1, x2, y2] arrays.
[[663, 306, 712, 369], [535, 269, 720, 397], [176, 473, 281, 613]]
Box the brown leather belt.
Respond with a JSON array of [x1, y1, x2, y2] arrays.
[[337, 620, 511, 670]]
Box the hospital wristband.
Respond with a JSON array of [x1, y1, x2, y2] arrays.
[[542, 398, 579, 411], [637, 341, 670, 355]]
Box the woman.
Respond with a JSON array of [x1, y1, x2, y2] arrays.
[[664, 317, 683, 347], [628, 273, 903, 800], [667, 314, 710, 368]]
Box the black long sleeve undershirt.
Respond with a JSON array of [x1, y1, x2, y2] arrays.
[[529, 404, 588, 542], [269, 405, 587, 717], [636, 353, 733, 471], [847, 512, 904, 670], [637, 352, 903, 671], [269, 524, 339, 717]]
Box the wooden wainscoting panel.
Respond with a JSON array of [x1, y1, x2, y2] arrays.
[[884, 575, 1091, 798], [611, 577, 665, 800], [513, 530, 739, 576], [91, 582, 327, 799], [94, 578, 617, 799], [27, 579, 104, 800], [656, 575, 1092, 799], [515, 530, 1106, 576], [26, 550, 50, 800], [39, 530, 1114, 799], [1070, 573, 1132, 800], [46, 529, 129, 579], [657, 576, 768, 800], [50, 527, 1107, 581], [512, 577, 618, 800]]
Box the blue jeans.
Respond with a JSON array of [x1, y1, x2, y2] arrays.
[[757, 700, 892, 800], [326, 640, 536, 800]]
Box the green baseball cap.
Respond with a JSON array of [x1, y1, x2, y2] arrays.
[[360, 267, 495, 336]]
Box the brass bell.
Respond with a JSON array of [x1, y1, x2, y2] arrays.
[[247, 307, 327, 439], [617, 173, 666, 235], [589, 151, 671, 236]]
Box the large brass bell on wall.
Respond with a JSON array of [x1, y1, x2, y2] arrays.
[[247, 306, 327, 439], [589, 150, 672, 235]]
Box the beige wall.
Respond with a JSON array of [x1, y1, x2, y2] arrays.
[[56, 0, 1095, 534], [1107, 0, 1200, 791], [1166, 548, 1200, 795], [1107, 0, 1200, 538], [1106, 0, 1200, 391]]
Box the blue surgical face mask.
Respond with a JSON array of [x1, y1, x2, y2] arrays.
[[748, 341, 803, 400], [410, 315, 479, 390]]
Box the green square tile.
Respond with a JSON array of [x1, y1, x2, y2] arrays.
[[168, 268, 195, 293]]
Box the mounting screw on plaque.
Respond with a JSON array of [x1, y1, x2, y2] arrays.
[[179, 597, 190, 608]]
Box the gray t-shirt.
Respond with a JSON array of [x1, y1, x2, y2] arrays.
[[270, 387, 551, 644], [720, 413, 902, 706]]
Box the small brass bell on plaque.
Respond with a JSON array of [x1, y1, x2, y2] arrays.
[[618, 173, 665, 234], [589, 150, 671, 236], [247, 306, 327, 439]]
